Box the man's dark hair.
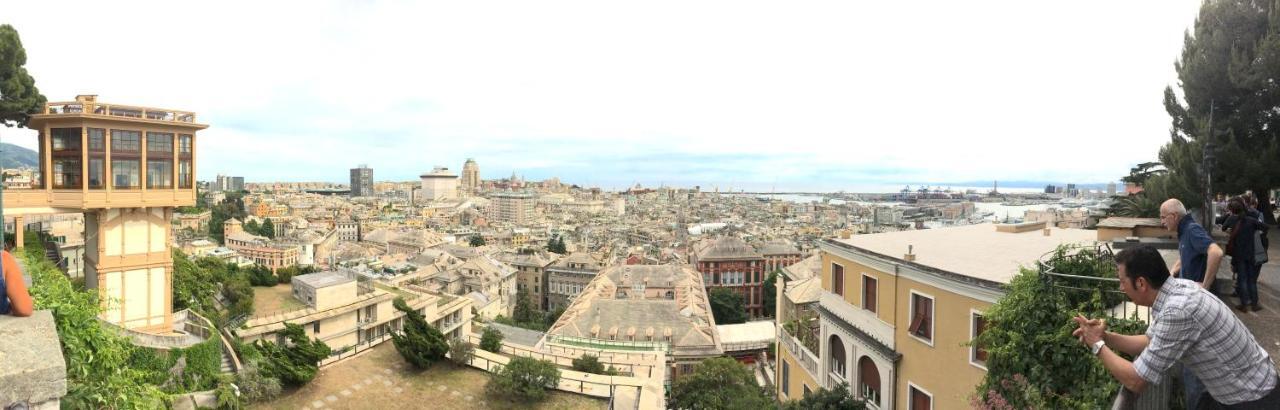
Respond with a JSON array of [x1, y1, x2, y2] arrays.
[[1114, 245, 1170, 289]]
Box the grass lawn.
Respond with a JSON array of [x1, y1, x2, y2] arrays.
[[374, 283, 418, 301], [251, 342, 606, 410], [253, 284, 306, 317]]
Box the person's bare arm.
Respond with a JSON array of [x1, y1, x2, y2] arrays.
[[1204, 243, 1224, 289], [4, 255, 33, 317], [1098, 346, 1148, 393], [1104, 331, 1149, 357], [1170, 258, 1182, 278]]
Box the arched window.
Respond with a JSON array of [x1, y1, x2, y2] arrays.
[[858, 356, 881, 406], [829, 334, 847, 378]]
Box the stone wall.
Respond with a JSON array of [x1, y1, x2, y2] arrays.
[[0, 311, 67, 408]]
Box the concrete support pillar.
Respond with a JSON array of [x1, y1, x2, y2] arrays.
[[14, 215, 25, 249]]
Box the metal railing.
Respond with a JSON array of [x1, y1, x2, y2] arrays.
[[463, 350, 648, 410], [1040, 244, 1153, 323], [44, 101, 197, 123], [320, 333, 392, 367]]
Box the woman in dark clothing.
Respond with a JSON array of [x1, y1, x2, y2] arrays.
[[1227, 198, 1264, 311]]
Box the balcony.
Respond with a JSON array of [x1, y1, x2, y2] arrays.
[[818, 291, 895, 349], [43, 100, 197, 124], [780, 326, 820, 377], [2, 188, 197, 215]]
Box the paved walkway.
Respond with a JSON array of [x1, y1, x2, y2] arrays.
[[1221, 227, 1280, 361]]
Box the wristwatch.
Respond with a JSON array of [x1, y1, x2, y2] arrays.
[[1090, 340, 1105, 355]]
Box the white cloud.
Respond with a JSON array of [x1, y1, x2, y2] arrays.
[[1, 0, 1203, 191]]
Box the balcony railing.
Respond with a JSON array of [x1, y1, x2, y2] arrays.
[[44, 101, 197, 123], [780, 326, 820, 377]]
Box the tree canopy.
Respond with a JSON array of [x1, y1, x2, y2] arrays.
[[390, 297, 450, 369], [486, 356, 560, 402], [670, 357, 772, 410], [0, 24, 46, 128], [255, 322, 332, 387], [480, 327, 504, 353], [762, 271, 779, 318], [470, 235, 486, 247], [708, 287, 748, 324], [781, 383, 866, 410], [1158, 0, 1280, 220]]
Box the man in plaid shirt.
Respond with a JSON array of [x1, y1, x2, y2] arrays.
[[1073, 245, 1279, 409]]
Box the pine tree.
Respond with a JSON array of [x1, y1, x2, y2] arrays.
[[0, 25, 46, 128], [261, 218, 276, 239], [389, 298, 449, 369]]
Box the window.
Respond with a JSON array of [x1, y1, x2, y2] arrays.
[[51, 128, 80, 151], [111, 130, 140, 152], [909, 384, 932, 410], [862, 275, 877, 313], [908, 292, 934, 344], [178, 134, 193, 154], [111, 159, 140, 189], [832, 263, 844, 296], [803, 385, 812, 397], [146, 132, 173, 154], [87, 129, 105, 151], [781, 361, 790, 397], [971, 311, 988, 368], [858, 356, 881, 406], [52, 158, 80, 189], [313, 321, 321, 334], [828, 334, 846, 379], [147, 160, 172, 188]]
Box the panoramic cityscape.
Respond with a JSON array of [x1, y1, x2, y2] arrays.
[[4, 1, 1280, 409]]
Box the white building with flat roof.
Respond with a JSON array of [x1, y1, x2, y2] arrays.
[[420, 166, 458, 202]]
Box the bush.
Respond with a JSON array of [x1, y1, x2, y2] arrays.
[[480, 327, 504, 353], [782, 383, 865, 410], [235, 364, 283, 403], [449, 338, 475, 367], [486, 357, 560, 401], [247, 265, 278, 287], [24, 251, 168, 408], [180, 339, 224, 392], [570, 354, 617, 375], [973, 245, 1148, 409]]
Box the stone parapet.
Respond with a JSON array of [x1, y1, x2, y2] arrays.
[[0, 311, 67, 408]]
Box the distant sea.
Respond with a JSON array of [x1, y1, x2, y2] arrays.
[[736, 193, 1069, 220]]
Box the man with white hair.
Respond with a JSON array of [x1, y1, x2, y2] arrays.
[[1161, 198, 1224, 290], [1160, 198, 1225, 406]]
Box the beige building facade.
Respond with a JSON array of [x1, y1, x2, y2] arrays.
[[7, 95, 204, 333]]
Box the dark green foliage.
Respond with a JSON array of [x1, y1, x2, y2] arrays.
[[25, 252, 169, 407], [174, 250, 256, 325], [1158, 0, 1280, 213], [255, 323, 332, 387], [244, 219, 261, 236], [179, 339, 224, 392], [781, 383, 865, 410], [480, 327, 504, 353], [486, 356, 561, 402], [261, 218, 276, 239], [670, 357, 772, 410], [449, 338, 475, 367], [247, 264, 278, 287], [390, 298, 450, 369], [708, 287, 748, 325], [973, 245, 1147, 409], [493, 303, 564, 332], [547, 236, 567, 254], [512, 287, 540, 324], [570, 354, 618, 376], [0, 24, 46, 128], [763, 271, 779, 317], [470, 235, 486, 247]]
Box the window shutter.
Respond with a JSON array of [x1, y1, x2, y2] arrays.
[[974, 315, 988, 362]]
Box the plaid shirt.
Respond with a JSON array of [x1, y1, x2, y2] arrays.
[[1133, 278, 1277, 404]]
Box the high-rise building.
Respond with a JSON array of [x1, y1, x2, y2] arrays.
[[487, 191, 536, 224], [420, 166, 458, 202], [349, 165, 373, 197], [213, 174, 245, 192], [461, 158, 480, 195], [10, 94, 205, 332]]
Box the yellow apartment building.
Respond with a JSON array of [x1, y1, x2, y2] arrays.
[[7, 95, 203, 333], [776, 222, 1096, 409]]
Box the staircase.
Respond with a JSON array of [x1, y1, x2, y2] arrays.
[[219, 349, 234, 373]]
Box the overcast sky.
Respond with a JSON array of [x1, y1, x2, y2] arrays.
[[1, 1, 1204, 192]]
